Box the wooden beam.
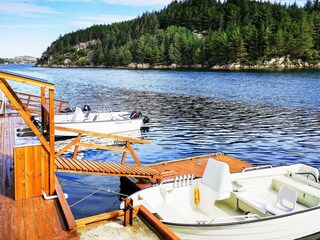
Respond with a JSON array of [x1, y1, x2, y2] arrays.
[[0, 71, 54, 89], [55, 178, 77, 230], [49, 89, 55, 195], [126, 142, 141, 166], [76, 142, 129, 152], [73, 145, 79, 159], [121, 152, 127, 164], [76, 210, 122, 230], [0, 78, 32, 117], [55, 126, 151, 145], [137, 205, 179, 240], [55, 134, 82, 157], [0, 79, 50, 152]]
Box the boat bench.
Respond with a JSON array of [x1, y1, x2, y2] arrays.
[[234, 191, 269, 215], [272, 176, 320, 207]]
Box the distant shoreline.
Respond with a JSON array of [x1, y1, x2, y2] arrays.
[[35, 62, 320, 70]]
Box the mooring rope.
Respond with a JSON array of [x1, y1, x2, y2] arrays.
[[58, 176, 129, 208]]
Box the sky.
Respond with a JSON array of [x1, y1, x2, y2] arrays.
[[0, 0, 307, 59], [0, 0, 173, 58]]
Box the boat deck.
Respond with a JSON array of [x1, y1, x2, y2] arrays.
[[0, 114, 78, 240]]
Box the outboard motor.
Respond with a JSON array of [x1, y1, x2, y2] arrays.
[[62, 106, 73, 112], [143, 116, 150, 124], [82, 104, 91, 112], [130, 110, 142, 119]]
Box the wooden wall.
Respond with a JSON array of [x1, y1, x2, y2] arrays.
[[14, 145, 49, 200]]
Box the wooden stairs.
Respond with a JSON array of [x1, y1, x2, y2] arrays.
[[55, 157, 161, 180]]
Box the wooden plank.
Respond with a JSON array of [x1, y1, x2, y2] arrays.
[[23, 198, 40, 240], [2, 197, 13, 240], [0, 71, 54, 89], [33, 146, 42, 197], [76, 160, 94, 172], [77, 142, 128, 153], [104, 162, 121, 174], [41, 146, 50, 195], [11, 200, 25, 240], [84, 160, 102, 172], [76, 210, 122, 230], [49, 89, 55, 195], [56, 157, 71, 170], [55, 158, 65, 169], [68, 158, 89, 171], [85, 160, 105, 173], [126, 142, 141, 166], [25, 146, 35, 198], [114, 163, 136, 175], [55, 178, 77, 230], [61, 158, 77, 171], [43, 199, 65, 237], [14, 147, 26, 200], [93, 161, 111, 173], [103, 162, 121, 174], [63, 158, 82, 171], [33, 197, 52, 239], [137, 205, 179, 240]]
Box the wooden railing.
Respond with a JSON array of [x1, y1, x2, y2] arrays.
[[7, 92, 69, 114], [55, 126, 151, 165]]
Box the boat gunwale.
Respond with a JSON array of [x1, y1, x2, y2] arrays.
[[54, 118, 143, 124]]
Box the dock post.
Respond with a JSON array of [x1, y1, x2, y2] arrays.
[[123, 198, 133, 226]]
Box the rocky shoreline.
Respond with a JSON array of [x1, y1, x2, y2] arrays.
[[36, 57, 320, 70]]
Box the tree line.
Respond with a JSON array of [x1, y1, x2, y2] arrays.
[[37, 0, 320, 67]]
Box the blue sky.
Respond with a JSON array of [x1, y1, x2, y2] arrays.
[[0, 0, 172, 58], [0, 0, 307, 59]]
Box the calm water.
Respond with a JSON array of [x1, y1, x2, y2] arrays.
[[1, 64, 320, 219]]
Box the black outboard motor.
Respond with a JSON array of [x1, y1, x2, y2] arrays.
[[62, 106, 73, 112], [143, 116, 150, 124], [82, 104, 91, 112]]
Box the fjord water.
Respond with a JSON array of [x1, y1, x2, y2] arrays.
[[2, 64, 319, 218]]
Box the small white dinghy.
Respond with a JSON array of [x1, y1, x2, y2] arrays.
[[122, 158, 320, 240], [54, 106, 149, 137]]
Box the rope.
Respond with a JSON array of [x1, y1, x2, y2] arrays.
[[69, 188, 102, 208], [58, 176, 129, 208]]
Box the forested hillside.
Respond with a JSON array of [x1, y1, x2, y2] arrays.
[[36, 0, 320, 69]]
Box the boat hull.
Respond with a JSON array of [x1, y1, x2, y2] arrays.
[[166, 208, 320, 240], [55, 118, 143, 136]]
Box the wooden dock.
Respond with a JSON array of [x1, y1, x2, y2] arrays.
[[0, 114, 78, 240], [121, 153, 252, 191], [0, 70, 254, 240], [55, 156, 161, 179]]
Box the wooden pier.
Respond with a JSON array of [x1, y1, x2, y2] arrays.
[[121, 153, 252, 191], [0, 70, 253, 240], [0, 114, 78, 239]]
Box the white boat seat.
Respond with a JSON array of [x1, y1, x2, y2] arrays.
[[71, 107, 84, 122], [235, 191, 269, 214], [266, 186, 298, 215], [201, 158, 232, 200]]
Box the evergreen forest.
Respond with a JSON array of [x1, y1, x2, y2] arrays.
[[37, 0, 320, 68]]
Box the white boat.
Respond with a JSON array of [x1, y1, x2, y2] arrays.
[[122, 158, 320, 239], [54, 107, 149, 137]]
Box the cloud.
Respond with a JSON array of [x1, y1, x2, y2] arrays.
[[0, 2, 60, 16], [71, 14, 136, 28]]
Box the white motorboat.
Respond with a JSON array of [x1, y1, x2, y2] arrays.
[[54, 106, 149, 137], [122, 158, 320, 239]]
